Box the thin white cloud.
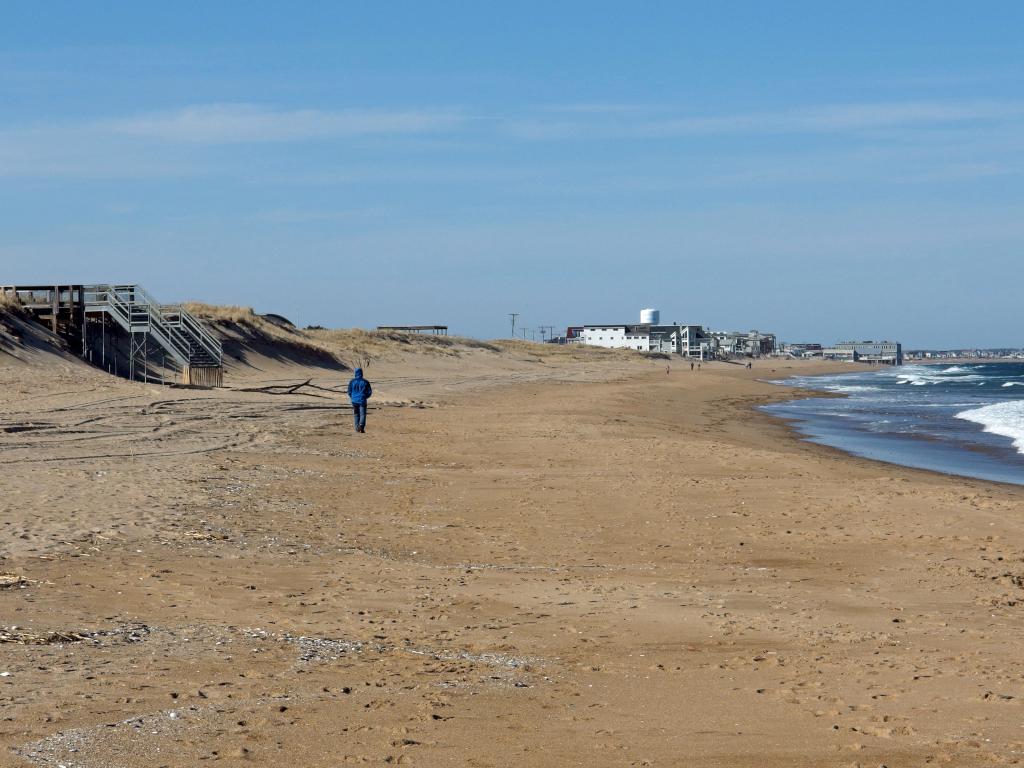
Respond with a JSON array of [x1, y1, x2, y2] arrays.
[[0, 103, 469, 178], [105, 103, 468, 143], [0, 124, 203, 179], [685, 100, 1024, 133], [1, 98, 1022, 182], [534, 102, 652, 114], [254, 207, 387, 224], [505, 100, 1024, 140]]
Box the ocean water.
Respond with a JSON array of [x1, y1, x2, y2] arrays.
[[763, 363, 1024, 485]]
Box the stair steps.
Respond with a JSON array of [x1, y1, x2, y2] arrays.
[[83, 285, 223, 380]]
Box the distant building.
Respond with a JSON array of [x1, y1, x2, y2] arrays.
[[547, 326, 584, 345], [822, 340, 903, 365], [571, 309, 780, 359], [577, 310, 713, 357], [782, 343, 823, 358], [579, 322, 712, 357], [709, 329, 777, 357]]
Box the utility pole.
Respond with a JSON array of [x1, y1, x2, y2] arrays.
[[539, 327, 548, 342], [509, 313, 519, 339]]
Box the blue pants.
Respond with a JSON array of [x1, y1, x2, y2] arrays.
[[352, 402, 367, 431]]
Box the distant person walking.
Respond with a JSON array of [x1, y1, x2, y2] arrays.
[[666, 364, 671, 376], [690, 361, 694, 371], [347, 367, 373, 433]]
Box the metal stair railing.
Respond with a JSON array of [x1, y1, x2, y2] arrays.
[[159, 303, 222, 363], [83, 284, 222, 370], [85, 285, 189, 368], [126, 284, 222, 363], [125, 284, 217, 365]]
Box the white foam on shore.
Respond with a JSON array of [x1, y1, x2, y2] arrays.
[[823, 384, 882, 393], [896, 365, 987, 386], [956, 401, 1024, 455]]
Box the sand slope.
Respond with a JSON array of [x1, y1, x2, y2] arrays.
[[0, 308, 94, 372]]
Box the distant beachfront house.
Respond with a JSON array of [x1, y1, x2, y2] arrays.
[[580, 323, 711, 357], [709, 329, 777, 358], [783, 343, 823, 358], [822, 340, 903, 365]]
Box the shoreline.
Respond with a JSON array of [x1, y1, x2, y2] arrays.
[[761, 360, 1024, 489], [755, 361, 1024, 491]]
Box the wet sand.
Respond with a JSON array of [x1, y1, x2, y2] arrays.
[[2, 353, 1024, 767]]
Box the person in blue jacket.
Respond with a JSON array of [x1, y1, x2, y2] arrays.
[[347, 367, 373, 433]]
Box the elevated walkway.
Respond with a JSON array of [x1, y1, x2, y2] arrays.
[[2, 284, 223, 385]]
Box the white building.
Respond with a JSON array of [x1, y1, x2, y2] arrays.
[[822, 340, 903, 365], [580, 312, 712, 357], [581, 325, 645, 350]]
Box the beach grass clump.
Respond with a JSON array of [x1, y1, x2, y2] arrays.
[[0, 290, 23, 310], [307, 328, 501, 358], [184, 302, 344, 360], [181, 302, 260, 325], [489, 339, 658, 361]]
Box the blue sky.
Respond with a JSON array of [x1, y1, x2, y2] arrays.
[[1, 2, 1022, 347]]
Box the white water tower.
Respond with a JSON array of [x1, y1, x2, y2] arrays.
[[640, 308, 660, 325]]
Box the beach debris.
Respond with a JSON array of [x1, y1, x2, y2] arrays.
[[0, 573, 30, 589], [0, 623, 151, 646], [241, 627, 539, 670], [185, 530, 222, 541], [158, 529, 228, 542], [232, 379, 342, 398], [241, 628, 368, 663], [1, 628, 91, 645], [403, 645, 537, 670], [14, 706, 198, 767]]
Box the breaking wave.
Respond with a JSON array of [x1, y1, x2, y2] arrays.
[[896, 365, 988, 386], [957, 401, 1024, 455], [823, 384, 882, 393], [766, 361, 1024, 484]]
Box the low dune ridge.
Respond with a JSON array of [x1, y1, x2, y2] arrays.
[[179, 302, 663, 388]]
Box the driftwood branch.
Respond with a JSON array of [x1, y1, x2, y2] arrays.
[[305, 384, 347, 395], [232, 380, 350, 399], [234, 379, 317, 395]]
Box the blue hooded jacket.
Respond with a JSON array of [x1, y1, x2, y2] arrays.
[[348, 368, 372, 405]]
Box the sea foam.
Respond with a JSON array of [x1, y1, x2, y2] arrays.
[[957, 401, 1024, 455], [897, 366, 987, 386]]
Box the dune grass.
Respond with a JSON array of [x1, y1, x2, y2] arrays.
[[308, 328, 500, 356], [0, 290, 23, 310], [489, 339, 659, 360], [181, 303, 261, 325]]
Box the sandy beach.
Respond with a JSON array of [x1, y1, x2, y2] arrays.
[[2, 327, 1024, 767]]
